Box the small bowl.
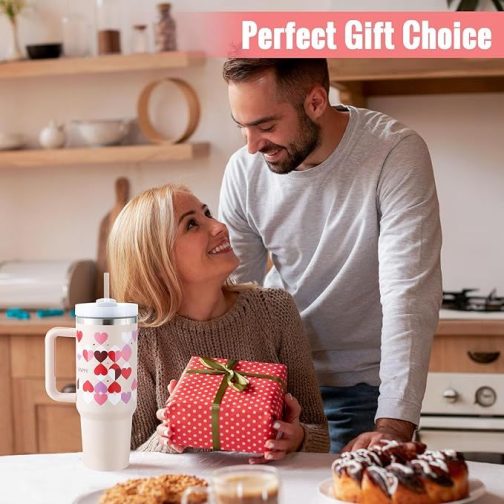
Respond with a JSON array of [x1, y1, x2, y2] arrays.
[[26, 43, 63, 60], [73, 119, 131, 147], [0, 132, 25, 151]]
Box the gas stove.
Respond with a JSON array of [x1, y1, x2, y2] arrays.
[[442, 288, 504, 312]]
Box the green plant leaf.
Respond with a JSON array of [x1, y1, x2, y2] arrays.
[[457, 0, 480, 10]]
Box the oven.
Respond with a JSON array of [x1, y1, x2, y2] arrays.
[[417, 290, 504, 461], [419, 372, 504, 453]]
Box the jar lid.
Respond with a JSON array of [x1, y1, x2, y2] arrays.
[[75, 297, 138, 319], [157, 3, 171, 10]]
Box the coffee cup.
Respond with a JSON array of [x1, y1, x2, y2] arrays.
[[182, 465, 279, 504], [45, 274, 138, 471]]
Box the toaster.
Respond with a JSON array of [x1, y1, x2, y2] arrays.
[[0, 260, 97, 310]]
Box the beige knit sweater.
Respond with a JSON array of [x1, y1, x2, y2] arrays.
[[132, 287, 329, 454]]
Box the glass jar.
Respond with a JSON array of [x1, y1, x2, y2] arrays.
[[96, 0, 123, 54], [154, 3, 177, 52], [131, 24, 149, 54], [62, 13, 91, 57]]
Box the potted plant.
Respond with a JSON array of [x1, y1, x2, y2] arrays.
[[0, 0, 27, 60], [448, 0, 503, 10]]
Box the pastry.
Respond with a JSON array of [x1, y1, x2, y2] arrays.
[[99, 473, 207, 504], [332, 441, 469, 503]]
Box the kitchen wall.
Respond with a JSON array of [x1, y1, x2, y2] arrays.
[[0, 0, 503, 294]]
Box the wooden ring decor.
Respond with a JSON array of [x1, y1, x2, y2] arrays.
[[137, 77, 200, 144]]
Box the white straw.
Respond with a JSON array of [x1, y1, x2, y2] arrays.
[[104, 272, 110, 299]]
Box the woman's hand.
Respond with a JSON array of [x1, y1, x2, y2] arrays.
[[155, 379, 185, 453], [249, 393, 305, 464]]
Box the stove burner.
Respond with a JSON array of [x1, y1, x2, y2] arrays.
[[443, 289, 504, 312]]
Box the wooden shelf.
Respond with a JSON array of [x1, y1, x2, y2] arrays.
[[328, 58, 504, 105], [0, 143, 210, 168], [0, 51, 205, 80]]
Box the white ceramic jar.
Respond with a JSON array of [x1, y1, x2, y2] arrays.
[[39, 121, 66, 149]]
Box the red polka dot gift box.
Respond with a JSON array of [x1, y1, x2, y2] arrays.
[[165, 356, 287, 454]]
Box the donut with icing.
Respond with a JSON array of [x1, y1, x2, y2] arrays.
[[331, 441, 469, 503]]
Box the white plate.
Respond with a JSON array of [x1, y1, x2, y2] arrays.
[[72, 489, 103, 504], [318, 478, 486, 504]]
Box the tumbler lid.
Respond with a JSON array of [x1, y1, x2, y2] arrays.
[[75, 297, 138, 319], [75, 272, 138, 319]]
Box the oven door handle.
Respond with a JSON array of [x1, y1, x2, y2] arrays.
[[467, 351, 500, 364]]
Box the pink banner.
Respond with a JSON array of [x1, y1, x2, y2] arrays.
[[179, 11, 504, 58]]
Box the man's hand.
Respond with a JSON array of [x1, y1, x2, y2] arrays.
[[341, 418, 416, 452]]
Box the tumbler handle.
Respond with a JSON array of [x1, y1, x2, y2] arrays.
[[45, 327, 77, 403]]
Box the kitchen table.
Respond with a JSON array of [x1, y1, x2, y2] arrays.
[[0, 451, 503, 503]]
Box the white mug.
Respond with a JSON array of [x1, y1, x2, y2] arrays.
[[45, 296, 138, 471]]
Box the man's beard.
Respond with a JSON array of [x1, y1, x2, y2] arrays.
[[261, 109, 321, 175]]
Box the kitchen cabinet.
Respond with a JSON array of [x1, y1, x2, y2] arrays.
[[420, 318, 504, 454], [0, 316, 80, 455], [431, 319, 504, 373], [328, 58, 504, 106], [0, 51, 209, 168]]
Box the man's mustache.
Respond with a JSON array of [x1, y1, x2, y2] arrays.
[[260, 143, 284, 154]]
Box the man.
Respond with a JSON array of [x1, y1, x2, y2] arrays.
[[218, 58, 442, 453]]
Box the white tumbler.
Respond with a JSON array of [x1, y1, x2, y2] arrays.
[[45, 291, 138, 471]]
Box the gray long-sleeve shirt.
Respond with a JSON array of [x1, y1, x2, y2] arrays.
[[219, 106, 442, 425]]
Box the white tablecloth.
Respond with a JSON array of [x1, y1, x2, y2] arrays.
[[0, 451, 503, 503]]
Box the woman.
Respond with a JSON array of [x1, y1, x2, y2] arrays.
[[108, 183, 329, 461]]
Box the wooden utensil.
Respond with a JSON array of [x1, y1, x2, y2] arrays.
[[96, 177, 130, 298]]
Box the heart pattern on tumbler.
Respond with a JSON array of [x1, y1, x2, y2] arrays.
[[95, 381, 107, 394], [121, 344, 132, 361], [108, 350, 121, 362], [94, 393, 107, 405], [83, 380, 94, 392], [94, 332, 108, 345], [76, 327, 136, 408], [82, 350, 93, 362], [94, 350, 108, 363], [94, 363, 107, 376], [108, 363, 121, 381], [108, 381, 121, 393]]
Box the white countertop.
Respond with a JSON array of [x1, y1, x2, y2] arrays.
[[439, 309, 504, 320], [0, 451, 503, 503]]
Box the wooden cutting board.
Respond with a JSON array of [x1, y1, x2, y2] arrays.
[[96, 177, 130, 298]]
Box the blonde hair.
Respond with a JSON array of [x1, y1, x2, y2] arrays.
[[107, 183, 191, 327]]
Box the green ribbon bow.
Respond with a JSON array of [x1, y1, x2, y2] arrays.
[[197, 357, 250, 392], [186, 357, 286, 450]]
